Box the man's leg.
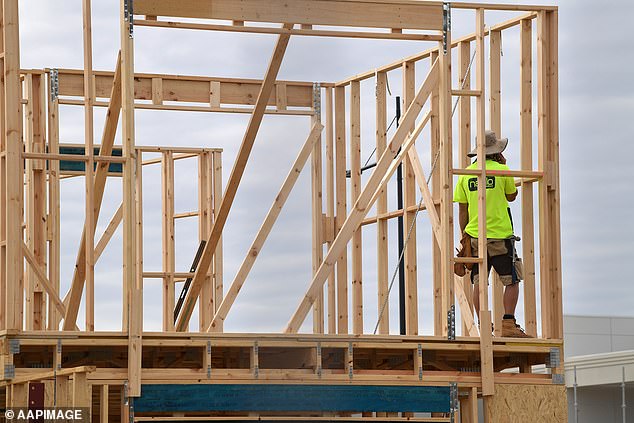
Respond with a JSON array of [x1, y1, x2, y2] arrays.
[[503, 282, 519, 315]]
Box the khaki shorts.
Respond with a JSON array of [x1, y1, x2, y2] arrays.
[[470, 238, 523, 286]]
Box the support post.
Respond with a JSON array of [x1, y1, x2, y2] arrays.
[[121, 0, 141, 395], [439, 23, 454, 337], [476, 8, 494, 396], [350, 80, 363, 334], [520, 18, 537, 337], [2, 0, 24, 331], [402, 61, 418, 335], [458, 40, 474, 336], [83, 0, 96, 332], [334, 85, 348, 334], [375, 72, 389, 334], [47, 70, 61, 330], [162, 151, 175, 331], [312, 83, 324, 334], [325, 87, 336, 334], [489, 29, 504, 337]]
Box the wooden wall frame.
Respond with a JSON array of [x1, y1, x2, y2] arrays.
[[0, 1, 563, 421]]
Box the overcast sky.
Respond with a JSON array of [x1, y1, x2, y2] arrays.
[[18, 0, 634, 333]]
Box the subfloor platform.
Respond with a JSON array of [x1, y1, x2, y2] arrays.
[[1, 332, 563, 421]]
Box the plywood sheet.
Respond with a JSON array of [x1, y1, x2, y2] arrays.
[[484, 383, 567, 423]]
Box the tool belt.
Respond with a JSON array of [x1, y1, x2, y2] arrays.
[[454, 232, 473, 277]]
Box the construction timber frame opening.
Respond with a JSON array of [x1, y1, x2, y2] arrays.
[[0, 1, 565, 422]]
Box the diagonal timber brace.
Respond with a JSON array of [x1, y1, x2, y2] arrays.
[[285, 59, 439, 333], [62, 52, 122, 330], [175, 24, 294, 332], [207, 123, 324, 332]]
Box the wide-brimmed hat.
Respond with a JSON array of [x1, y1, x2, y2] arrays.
[[467, 130, 508, 157]]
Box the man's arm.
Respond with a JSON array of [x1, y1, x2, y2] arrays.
[[506, 190, 518, 202], [459, 203, 469, 233]]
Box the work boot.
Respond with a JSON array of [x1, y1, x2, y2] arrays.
[[501, 318, 532, 338]]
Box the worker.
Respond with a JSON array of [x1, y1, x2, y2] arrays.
[[453, 130, 531, 338]]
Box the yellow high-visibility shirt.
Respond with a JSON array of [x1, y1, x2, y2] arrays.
[[453, 159, 517, 239]]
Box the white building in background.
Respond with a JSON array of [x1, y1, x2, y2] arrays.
[[564, 315, 634, 423]]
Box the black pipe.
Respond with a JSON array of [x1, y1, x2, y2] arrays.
[[395, 97, 406, 336]]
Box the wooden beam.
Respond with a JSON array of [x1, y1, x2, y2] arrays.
[[489, 29, 504, 338], [285, 60, 438, 333], [62, 53, 122, 331], [94, 204, 123, 261], [334, 86, 348, 334], [212, 151, 224, 332], [311, 87, 324, 334], [430, 52, 442, 337], [120, 0, 141, 396], [375, 72, 389, 335], [135, 18, 443, 41], [3, 0, 24, 331], [324, 87, 336, 334], [46, 70, 61, 331], [198, 152, 214, 331], [175, 25, 293, 332], [475, 8, 494, 397], [134, 0, 444, 30], [207, 124, 323, 332], [83, 0, 96, 332], [520, 18, 537, 338], [458, 40, 474, 336], [24, 73, 47, 330], [21, 241, 67, 317], [350, 81, 362, 335], [162, 151, 175, 331], [54, 68, 314, 108], [402, 61, 418, 335], [439, 33, 454, 337], [100, 385, 109, 423]]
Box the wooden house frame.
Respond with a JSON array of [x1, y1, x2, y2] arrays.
[[0, 0, 565, 421]]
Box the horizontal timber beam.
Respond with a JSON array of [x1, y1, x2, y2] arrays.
[[134, 0, 444, 30], [135, 19, 443, 41], [32, 68, 316, 108]]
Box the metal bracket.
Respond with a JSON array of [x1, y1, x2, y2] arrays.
[[124, 0, 134, 38], [9, 339, 20, 354], [123, 381, 129, 406], [447, 304, 456, 340], [417, 344, 423, 381], [442, 2, 452, 54], [56, 339, 62, 370], [49, 69, 59, 102], [206, 340, 212, 379], [312, 82, 322, 117], [3, 364, 15, 379], [348, 342, 354, 380], [449, 382, 459, 423], [316, 342, 322, 378], [546, 347, 561, 369], [552, 373, 565, 385], [128, 396, 135, 423], [253, 341, 259, 379]]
